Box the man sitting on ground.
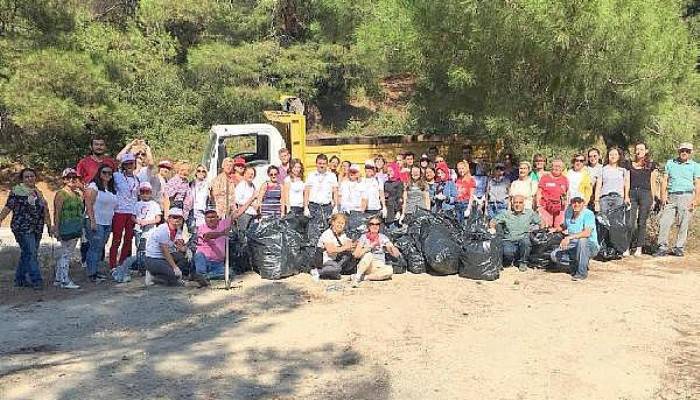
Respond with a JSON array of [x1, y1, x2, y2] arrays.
[[489, 194, 543, 271], [193, 208, 232, 281], [350, 216, 400, 287], [550, 196, 599, 281], [144, 208, 206, 287]]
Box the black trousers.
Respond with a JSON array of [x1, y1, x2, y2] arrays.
[[629, 188, 653, 249]]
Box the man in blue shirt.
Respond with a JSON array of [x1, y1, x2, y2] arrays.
[[550, 196, 599, 281], [654, 142, 700, 257]]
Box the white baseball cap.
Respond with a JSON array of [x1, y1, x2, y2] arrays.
[[678, 142, 694, 151], [168, 208, 185, 218], [139, 181, 152, 191], [121, 152, 136, 163]]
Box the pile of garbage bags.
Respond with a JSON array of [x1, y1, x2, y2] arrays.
[[596, 205, 630, 261], [243, 205, 503, 282]]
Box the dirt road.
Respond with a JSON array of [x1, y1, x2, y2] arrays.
[[0, 253, 698, 400]]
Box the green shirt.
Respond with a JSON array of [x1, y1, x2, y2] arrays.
[[664, 158, 700, 193], [493, 209, 542, 241]]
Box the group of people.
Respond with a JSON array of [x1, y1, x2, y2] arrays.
[[1, 137, 698, 289]]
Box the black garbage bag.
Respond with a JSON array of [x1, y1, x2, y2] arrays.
[[529, 229, 565, 268], [458, 232, 501, 281], [345, 211, 369, 240], [247, 217, 304, 280], [420, 222, 461, 275], [282, 213, 309, 236], [387, 253, 407, 274], [393, 233, 426, 274], [596, 205, 629, 261]]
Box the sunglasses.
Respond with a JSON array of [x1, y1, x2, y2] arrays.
[[680, 149, 691, 154], [574, 158, 585, 162], [196, 169, 207, 173], [368, 222, 381, 226]]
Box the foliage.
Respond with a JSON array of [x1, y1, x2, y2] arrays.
[[0, 0, 697, 170], [405, 0, 699, 160]]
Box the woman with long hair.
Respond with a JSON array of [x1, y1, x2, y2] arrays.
[[401, 166, 430, 220], [282, 158, 305, 217], [0, 168, 52, 289], [529, 154, 549, 182], [594, 146, 630, 214], [627, 143, 658, 256], [454, 161, 476, 223], [84, 163, 118, 282]]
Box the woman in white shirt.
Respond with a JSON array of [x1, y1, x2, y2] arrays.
[[282, 158, 305, 217], [338, 164, 364, 213], [85, 164, 118, 282], [110, 153, 140, 270], [509, 161, 538, 210]]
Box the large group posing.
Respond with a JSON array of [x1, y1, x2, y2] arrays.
[[1, 137, 698, 289]]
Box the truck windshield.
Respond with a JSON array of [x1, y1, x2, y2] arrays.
[[218, 134, 270, 169]]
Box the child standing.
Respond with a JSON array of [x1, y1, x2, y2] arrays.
[[52, 168, 83, 289]]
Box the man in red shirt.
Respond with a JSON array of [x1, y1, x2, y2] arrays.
[[536, 159, 569, 228], [76, 137, 117, 184]]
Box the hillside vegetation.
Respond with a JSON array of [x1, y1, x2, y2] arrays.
[[0, 0, 698, 168]]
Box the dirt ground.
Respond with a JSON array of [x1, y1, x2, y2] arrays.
[[0, 245, 698, 400]]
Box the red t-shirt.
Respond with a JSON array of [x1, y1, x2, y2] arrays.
[[538, 174, 569, 203], [76, 155, 117, 183], [455, 176, 476, 202]]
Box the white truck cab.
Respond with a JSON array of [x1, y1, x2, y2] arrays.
[[202, 124, 285, 187]]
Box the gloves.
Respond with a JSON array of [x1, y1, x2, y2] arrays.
[[332, 206, 339, 214], [381, 208, 388, 218], [303, 207, 311, 217], [435, 194, 446, 201]]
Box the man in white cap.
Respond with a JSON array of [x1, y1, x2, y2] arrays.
[[144, 207, 205, 286], [654, 142, 700, 257]]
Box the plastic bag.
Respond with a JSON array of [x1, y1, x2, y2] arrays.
[[458, 232, 501, 281], [420, 222, 461, 275], [393, 233, 426, 274], [529, 229, 564, 268], [596, 205, 629, 261], [247, 217, 304, 280]]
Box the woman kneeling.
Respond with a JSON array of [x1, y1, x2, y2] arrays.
[[350, 216, 400, 287]]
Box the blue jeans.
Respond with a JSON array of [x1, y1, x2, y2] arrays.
[[502, 237, 532, 266], [550, 238, 599, 278], [454, 201, 470, 224], [487, 200, 508, 220], [13, 231, 43, 286], [193, 252, 225, 279], [86, 224, 111, 276]]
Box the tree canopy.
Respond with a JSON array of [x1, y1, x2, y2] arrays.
[[0, 0, 697, 168]]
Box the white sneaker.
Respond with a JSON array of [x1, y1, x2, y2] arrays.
[[144, 271, 154, 286], [81, 261, 87, 269], [350, 274, 361, 288], [61, 281, 80, 289], [53, 281, 63, 287], [634, 247, 643, 257], [622, 250, 630, 257], [310, 268, 320, 282]]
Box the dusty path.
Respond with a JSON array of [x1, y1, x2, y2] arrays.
[[0, 255, 698, 400]]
